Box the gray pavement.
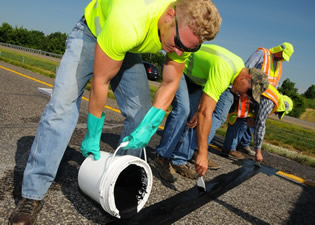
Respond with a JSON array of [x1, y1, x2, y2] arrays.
[[269, 114, 315, 131], [1, 61, 315, 225]]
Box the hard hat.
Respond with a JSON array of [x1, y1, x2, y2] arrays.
[[277, 95, 293, 119], [269, 42, 294, 62]]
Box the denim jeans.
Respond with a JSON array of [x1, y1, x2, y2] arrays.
[[239, 126, 254, 147], [157, 85, 234, 165], [223, 118, 248, 152], [207, 88, 235, 143], [156, 75, 202, 165], [22, 18, 151, 200]]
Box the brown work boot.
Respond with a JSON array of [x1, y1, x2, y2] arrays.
[[172, 164, 198, 179], [229, 151, 245, 160], [238, 145, 255, 156], [190, 151, 220, 170], [9, 198, 44, 225], [207, 159, 220, 170], [154, 154, 177, 183]]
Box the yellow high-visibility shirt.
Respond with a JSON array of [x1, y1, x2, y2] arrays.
[[84, 0, 190, 63], [184, 44, 244, 102]]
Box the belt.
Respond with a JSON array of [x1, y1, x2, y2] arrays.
[[82, 15, 87, 25]]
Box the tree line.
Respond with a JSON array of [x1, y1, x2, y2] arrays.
[[0, 22, 314, 118], [0, 22, 67, 55], [0, 22, 166, 65], [278, 80, 314, 118]]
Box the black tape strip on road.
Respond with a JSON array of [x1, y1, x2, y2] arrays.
[[109, 159, 274, 225]]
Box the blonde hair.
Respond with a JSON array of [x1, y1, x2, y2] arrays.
[[176, 0, 222, 42]]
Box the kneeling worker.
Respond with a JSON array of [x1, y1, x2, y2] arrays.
[[223, 85, 293, 163]]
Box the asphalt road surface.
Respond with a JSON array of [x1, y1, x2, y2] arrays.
[[1, 61, 315, 225]]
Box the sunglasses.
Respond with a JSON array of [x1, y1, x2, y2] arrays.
[[174, 8, 201, 52]]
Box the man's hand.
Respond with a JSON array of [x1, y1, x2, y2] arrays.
[[186, 112, 198, 128], [195, 151, 208, 177], [122, 107, 165, 150], [255, 149, 263, 162]]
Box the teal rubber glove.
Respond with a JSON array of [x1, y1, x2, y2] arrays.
[[122, 106, 165, 150], [80, 112, 105, 160]]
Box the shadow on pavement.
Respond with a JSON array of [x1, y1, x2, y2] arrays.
[[108, 160, 266, 225], [8, 135, 315, 225], [9, 134, 122, 224]]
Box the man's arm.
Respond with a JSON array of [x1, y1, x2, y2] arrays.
[[196, 93, 217, 176], [121, 57, 185, 150], [152, 57, 185, 111], [245, 50, 264, 69], [80, 44, 123, 159], [254, 97, 274, 162], [89, 44, 123, 118]]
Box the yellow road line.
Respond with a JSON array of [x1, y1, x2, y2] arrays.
[[2, 64, 314, 188], [81, 96, 121, 113], [208, 143, 315, 187], [0, 65, 121, 113], [276, 171, 315, 187], [209, 144, 222, 152], [0, 65, 53, 87]]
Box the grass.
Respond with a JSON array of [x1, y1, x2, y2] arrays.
[[0, 47, 58, 78], [0, 47, 160, 104], [300, 108, 315, 123], [262, 143, 315, 167], [215, 119, 315, 167], [264, 119, 315, 156], [1, 47, 315, 167]]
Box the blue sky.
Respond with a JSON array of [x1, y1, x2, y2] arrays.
[[0, 0, 314, 93]]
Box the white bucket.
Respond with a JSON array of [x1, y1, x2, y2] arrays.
[[78, 143, 153, 218]]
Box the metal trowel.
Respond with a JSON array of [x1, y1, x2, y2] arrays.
[[254, 161, 261, 168], [197, 176, 206, 192]]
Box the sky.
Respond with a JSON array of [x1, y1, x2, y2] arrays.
[[0, 0, 314, 93]]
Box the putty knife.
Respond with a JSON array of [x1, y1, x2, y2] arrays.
[[197, 176, 206, 192]]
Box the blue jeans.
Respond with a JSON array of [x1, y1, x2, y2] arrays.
[[239, 126, 254, 147], [186, 88, 235, 154], [223, 118, 248, 152], [156, 78, 234, 165], [22, 18, 151, 200], [156, 75, 202, 165], [206, 88, 235, 144]]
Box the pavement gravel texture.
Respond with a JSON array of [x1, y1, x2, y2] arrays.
[[1, 61, 315, 225]]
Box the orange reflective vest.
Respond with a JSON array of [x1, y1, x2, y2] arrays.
[[261, 85, 279, 112], [257, 47, 283, 88], [227, 96, 255, 125], [228, 85, 280, 125], [237, 96, 251, 118]]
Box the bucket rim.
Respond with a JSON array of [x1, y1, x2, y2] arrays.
[[99, 155, 153, 218]]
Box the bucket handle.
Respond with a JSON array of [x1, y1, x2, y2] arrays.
[[107, 142, 147, 169]]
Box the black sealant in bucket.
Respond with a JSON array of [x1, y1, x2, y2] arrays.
[[114, 164, 148, 218], [78, 144, 153, 219]]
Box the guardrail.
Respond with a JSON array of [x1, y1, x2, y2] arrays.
[[0, 42, 62, 58]]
